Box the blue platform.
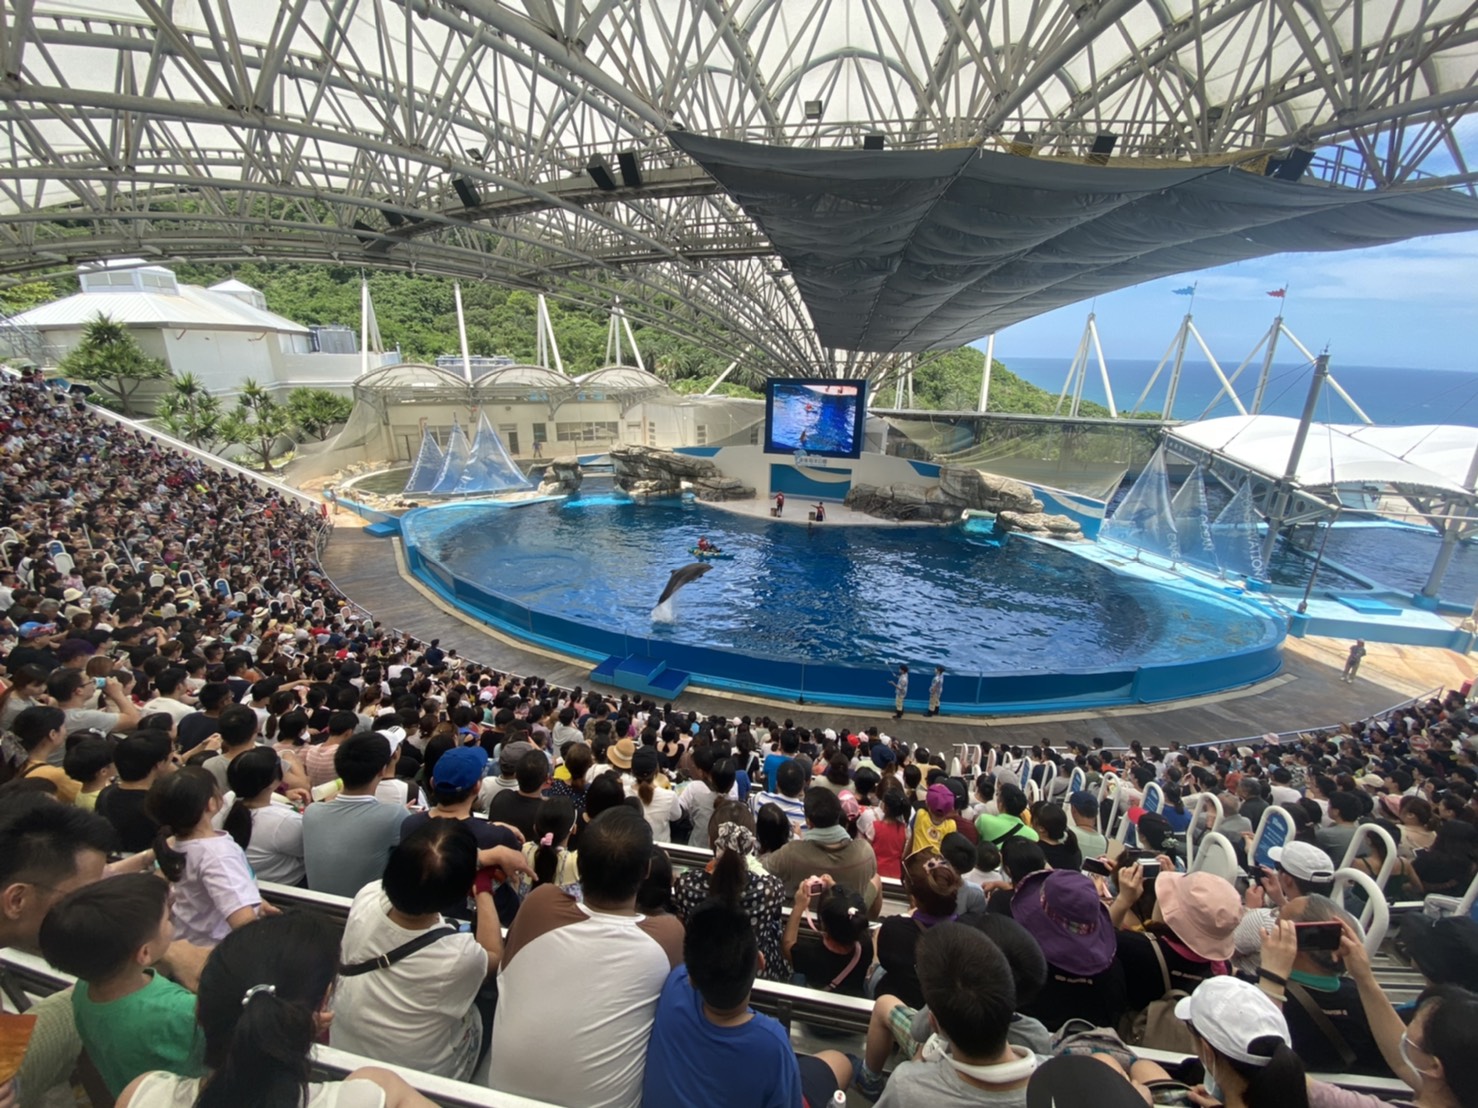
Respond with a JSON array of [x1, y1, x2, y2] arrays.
[[364, 519, 401, 537], [591, 654, 692, 698]]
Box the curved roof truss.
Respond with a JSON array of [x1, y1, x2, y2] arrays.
[[0, 1, 1475, 387]]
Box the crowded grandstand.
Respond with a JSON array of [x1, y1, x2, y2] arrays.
[[0, 372, 1474, 1108]]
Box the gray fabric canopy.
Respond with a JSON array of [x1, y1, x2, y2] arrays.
[[671, 132, 1478, 353]]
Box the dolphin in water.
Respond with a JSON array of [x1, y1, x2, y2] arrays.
[[656, 562, 713, 606]]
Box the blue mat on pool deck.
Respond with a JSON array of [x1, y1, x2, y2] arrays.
[[1330, 594, 1402, 616], [364, 520, 401, 537]]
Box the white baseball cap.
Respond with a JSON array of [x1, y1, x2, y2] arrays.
[[1174, 977, 1290, 1066], [1268, 841, 1335, 883]]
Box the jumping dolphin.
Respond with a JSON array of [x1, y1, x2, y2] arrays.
[[656, 562, 713, 606]]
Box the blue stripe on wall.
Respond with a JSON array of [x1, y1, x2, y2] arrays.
[[770, 464, 852, 499]]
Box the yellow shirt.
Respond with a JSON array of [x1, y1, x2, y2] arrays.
[[21, 762, 81, 805], [909, 812, 955, 856]]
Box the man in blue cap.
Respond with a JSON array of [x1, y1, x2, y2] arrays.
[[399, 746, 523, 925]]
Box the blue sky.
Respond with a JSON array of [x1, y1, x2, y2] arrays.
[[990, 230, 1478, 372], [987, 122, 1478, 373]]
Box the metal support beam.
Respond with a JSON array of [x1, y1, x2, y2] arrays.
[[1260, 352, 1331, 567], [977, 333, 994, 413]]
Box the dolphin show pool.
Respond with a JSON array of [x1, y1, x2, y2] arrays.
[[399, 490, 1285, 714]]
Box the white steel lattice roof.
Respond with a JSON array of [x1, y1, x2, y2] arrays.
[[1, 1, 1477, 381]]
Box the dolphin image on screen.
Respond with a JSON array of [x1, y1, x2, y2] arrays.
[[651, 562, 713, 622]]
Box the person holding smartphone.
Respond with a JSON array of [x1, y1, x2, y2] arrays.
[[1253, 897, 1390, 1076]]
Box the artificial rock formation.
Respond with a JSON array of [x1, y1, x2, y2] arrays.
[[536, 456, 583, 497], [609, 444, 754, 502], [844, 464, 1082, 538], [993, 511, 1084, 539]]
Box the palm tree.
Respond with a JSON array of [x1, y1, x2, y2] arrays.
[[58, 313, 172, 416], [155, 372, 224, 447]]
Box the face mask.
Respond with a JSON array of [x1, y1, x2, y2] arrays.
[[1202, 1062, 1221, 1103], [1399, 1033, 1439, 1083]]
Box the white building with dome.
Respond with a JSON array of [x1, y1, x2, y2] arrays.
[[9, 259, 389, 399]]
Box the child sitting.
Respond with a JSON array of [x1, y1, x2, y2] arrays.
[[780, 877, 870, 996], [641, 901, 852, 1108], [147, 766, 265, 944], [64, 733, 116, 811], [519, 796, 579, 893], [854, 922, 1036, 1104], [908, 783, 958, 855], [38, 873, 204, 1097]]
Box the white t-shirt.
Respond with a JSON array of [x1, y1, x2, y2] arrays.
[[170, 832, 261, 945], [246, 802, 307, 886], [489, 887, 682, 1108], [625, 782, 677, 843], [126, 1072, 383, 1108], [141, 697, 195, 724], [332, 886, 488, 1079]]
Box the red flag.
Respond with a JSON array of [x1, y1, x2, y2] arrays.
[[1267, 288, 1286, 298]]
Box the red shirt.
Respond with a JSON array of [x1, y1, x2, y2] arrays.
[[871, 820, 908, 880]]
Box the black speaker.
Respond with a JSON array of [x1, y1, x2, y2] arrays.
[[587, 156, 618, 191], [863, 133, 885, 150], [384, 209, 405, 228], [1088, 132, 1116, 164], [1274, 148, 1315, 181], [617, 150, 643, 188], [452, 177, 481, 208]]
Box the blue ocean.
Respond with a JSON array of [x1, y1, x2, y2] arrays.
[[1002, 356, 1478, 427]]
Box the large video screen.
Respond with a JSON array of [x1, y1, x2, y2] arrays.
[[763, 378, 867, 459]]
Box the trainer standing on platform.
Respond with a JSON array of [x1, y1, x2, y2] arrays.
[[927, 666, 944, 717], [773, 490, 785, 516], [1342, 639, 1366, 683], [892, 664, 909, 719]]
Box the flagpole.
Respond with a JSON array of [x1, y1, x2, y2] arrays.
[[1252, 285, 1287, 414]]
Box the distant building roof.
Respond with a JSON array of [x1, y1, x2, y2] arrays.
[[474, 364, 573, 390], [575, 365, 669, 392], [12, 280, 309, 334], [355, 362, 469, 391]]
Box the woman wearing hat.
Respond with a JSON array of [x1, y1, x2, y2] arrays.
[[1113, 867, 1240, 1017], [1012, 868, 1128, 1031], [1176, 975, 1309, 1108]]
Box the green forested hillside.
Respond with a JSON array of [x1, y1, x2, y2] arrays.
[[2, 266, 1100, 414]]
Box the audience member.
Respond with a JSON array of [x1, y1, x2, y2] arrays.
[[333, 821, 499, 1080], [641, 901, 852, 1108], [488, 808, 682, 1107], [114, 914, 436, 1108], [302, 732, 407, 897], [37, 874, 203, 1096]]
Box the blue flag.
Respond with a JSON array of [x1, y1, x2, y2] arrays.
[[1172, 286, 1195, 295]]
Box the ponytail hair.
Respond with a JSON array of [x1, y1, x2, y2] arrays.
[[707, 815, 758, 908], [147, 767, 249, 880], [709, 845, 747, 908], [532, 797, 576, 887], [1235, 1038, 1309, 1108], [194, 914, 338, 1108]]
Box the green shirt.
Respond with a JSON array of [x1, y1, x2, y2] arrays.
[[974, 812, 1039, 846], [72, 971, 204, 1095]]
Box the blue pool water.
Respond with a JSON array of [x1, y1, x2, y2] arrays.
[[402, 496, 1277, 676]]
